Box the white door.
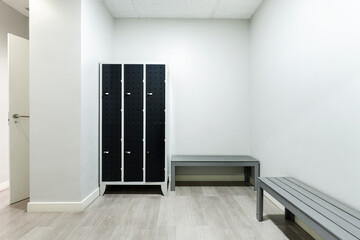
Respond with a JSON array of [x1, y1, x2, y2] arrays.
[[8, 34, 29, 204]]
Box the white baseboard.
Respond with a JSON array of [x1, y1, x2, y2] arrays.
[[0, 181, 9, 192], [27, 188, 99, 213]]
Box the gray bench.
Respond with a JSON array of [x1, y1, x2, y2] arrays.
[[171, 155, 260, 191], [257, 177, 360, 240]]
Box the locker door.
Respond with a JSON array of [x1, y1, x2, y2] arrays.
[[124, 64, 144, 182], [102, 64, 122, 181], [146, 64, 165, 182]]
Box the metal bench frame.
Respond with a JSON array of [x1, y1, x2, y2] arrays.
[[257, 177, 360, 240], [171, 155, 260, 191]]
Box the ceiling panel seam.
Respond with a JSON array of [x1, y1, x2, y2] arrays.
[[211, 0, 221, 19], [131, 0, 140, 18], [101, 0, 264, 19]]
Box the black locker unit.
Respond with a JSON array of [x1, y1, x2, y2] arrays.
[[146, 65, 166, 182], [101, 64, 122, 182], [124, 64, 144, 182], [100, 63, 168, 195]]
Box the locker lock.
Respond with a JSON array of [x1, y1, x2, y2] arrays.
[[125, 92, 131, 96], [103, 151, 109, 154], [125, 151, 131, 154], [147, 92, 153, 96]]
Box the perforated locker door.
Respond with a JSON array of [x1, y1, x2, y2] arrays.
[[124, 64, 144, 182], [102, 64, 122, 181], [146, 65, 165, 182]]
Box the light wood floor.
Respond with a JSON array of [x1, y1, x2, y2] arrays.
[[0, 183, 313, 240]]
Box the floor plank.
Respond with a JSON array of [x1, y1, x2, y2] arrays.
[[0, 184, 313, 240]]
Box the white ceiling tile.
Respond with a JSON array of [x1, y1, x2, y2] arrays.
[[133, 0, 218, 19], [214, 0, 263, 19], [2, 0, 29, 17], [103, 0, 138, 18], [104, 0, 264, 19]]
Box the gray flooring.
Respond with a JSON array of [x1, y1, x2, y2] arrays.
[[0, 183, 313, 240]]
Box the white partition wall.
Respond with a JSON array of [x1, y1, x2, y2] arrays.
[[28, 0, 113, 212], [29, 0, 82, 206], [81, 0, 114, 201]]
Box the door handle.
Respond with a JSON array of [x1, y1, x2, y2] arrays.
[[12, 114, 29, 119], [147, 93, 153, 96], [125, 151, 131, 154], [103, 151, 109, 154], [125, 93, 131, 96]]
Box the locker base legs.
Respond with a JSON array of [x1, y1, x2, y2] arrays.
[[100, 184, 106, 196], [161, 183, 168, 196]]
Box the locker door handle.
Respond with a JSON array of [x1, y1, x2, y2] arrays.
[[103, 151, 109, 154], [147, 93, 153, 96], [125, 151, 131, 154], [12, 114, 29, 119], [125, 93, 131, 96]]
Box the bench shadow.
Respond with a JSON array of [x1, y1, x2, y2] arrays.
[[264, 214, 315, 240], [175, 181, 251, 187]]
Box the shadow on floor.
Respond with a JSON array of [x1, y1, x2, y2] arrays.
[[104, 185, 163, 195], [10, 198, 29, 211], [175, 181, 251, 187], [264, 214, 315, 240], [104, 181, 251, 195]]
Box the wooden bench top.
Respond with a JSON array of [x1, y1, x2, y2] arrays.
[[259, 177, 360, 240], [172, 155, 259, 163]]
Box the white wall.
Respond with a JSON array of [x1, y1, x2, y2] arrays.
[[81, 0, 114, 199], [250, 0, 360, 211], [30, 0, 114, 203], [0, 1, 28, 188], [30, 0, 82, 202], [114, 19, 251, 158]]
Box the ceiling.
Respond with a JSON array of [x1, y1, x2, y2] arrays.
[[2, 0, 29, 17], [2, 0, 263, 19], [103, 0, 263, 19]]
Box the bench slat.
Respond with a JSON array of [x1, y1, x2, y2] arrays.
[[259, 177, 358, 240], [172, 155, 259, 162], [272, 178, 360, 238], [287, 177, 360, 221], [280, 177, 360, 230]]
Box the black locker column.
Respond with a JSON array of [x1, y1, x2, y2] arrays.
[[146, 65, 166, 182], [124, 64, 144, 182], [102, 64, 122, 181]]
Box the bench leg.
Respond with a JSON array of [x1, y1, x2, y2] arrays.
[[285, 208, 295, 222], [244, 167, 250, 184], [254, 163, 260, 191], [171, 164, 176, 191], [257, 186, 264, 221]]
